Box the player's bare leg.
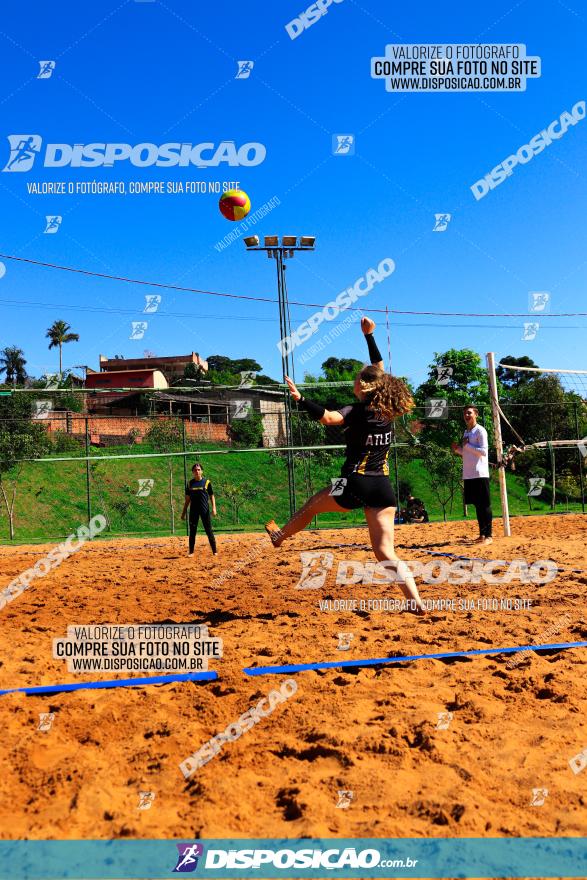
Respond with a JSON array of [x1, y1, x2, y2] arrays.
[[364, 506, 425, 614], [265, 487, 349, 548]]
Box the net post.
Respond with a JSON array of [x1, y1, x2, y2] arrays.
[[85, 416, 92, 535], [486, 352, 511, 537]]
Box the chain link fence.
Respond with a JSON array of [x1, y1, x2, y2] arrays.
[[0, 392, 585, 543]]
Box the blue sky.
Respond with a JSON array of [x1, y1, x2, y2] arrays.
[[0, 0, 585, 388]]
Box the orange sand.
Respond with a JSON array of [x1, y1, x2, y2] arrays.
[[0, 515, 586, 841]]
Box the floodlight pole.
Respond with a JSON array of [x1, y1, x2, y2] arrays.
[[487, 351, 511, 537], [245, 240, 315, 517]]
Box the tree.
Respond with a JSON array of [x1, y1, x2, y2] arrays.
[[0, 395, 50, 539], [205, 355, 263, 387], [421, 444, 462, 521], [232, 358, 262, 374], [496, 355, 539, 389], [0, 347, 27, 387], [502, 374, 571, 447], [254, 374, 279, 386], [46, 320, 79, 377], [321, 357, 364, 382], [414, 349, 490, 450], [173, 363, 207, 387], [218, 482, 258, 524]]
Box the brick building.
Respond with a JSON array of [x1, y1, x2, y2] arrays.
[[96, 352, 207, 384]]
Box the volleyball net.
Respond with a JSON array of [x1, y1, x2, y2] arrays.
[[488, 357, 587, 534]]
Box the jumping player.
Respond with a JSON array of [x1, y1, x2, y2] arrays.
[[265, 318, 425, 613], [181, 463, 217, 556], [451, 405, 493, 545]]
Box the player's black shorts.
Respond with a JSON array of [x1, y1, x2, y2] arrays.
[[333, 473, 397, 511], [463, 477, 491, 507]]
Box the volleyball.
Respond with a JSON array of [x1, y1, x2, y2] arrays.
[[219, 189, 251, 221]]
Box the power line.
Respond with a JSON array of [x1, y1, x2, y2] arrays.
[[2, 299, 585, 330], [1, 252, 586, 318]]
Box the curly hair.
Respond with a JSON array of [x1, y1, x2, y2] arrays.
[[357, 364, 414, 421]]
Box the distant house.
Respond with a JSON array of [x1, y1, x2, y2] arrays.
[[97, 352, 207, 385], [86, 368, 168, 390]]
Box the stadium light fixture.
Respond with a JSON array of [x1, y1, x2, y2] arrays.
[[244, 232, 317, 518]]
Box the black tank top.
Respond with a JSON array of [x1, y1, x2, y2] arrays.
[[336, 403, 393, 477]]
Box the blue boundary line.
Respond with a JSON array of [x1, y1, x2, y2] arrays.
[[243, 641, 587, 676], [0, 670, 218, 696]]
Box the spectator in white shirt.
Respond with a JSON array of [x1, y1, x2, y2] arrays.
[[451, 404, 493, 545]]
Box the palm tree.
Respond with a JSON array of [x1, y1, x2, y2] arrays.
[[0, 346, 27, 387], [46, 320, 79, 377]]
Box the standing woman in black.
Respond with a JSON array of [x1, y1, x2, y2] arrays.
[[181, 462, 217, 556], [265, 318, 424, 613]]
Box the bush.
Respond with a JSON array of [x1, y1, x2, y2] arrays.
[[51, 431, 84, 453], [229, 408, 264, 448], [145, 418, 183, 452]]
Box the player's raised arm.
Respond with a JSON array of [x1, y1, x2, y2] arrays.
[[284, 375, 344, 426], [361, 317, 384, 370]]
